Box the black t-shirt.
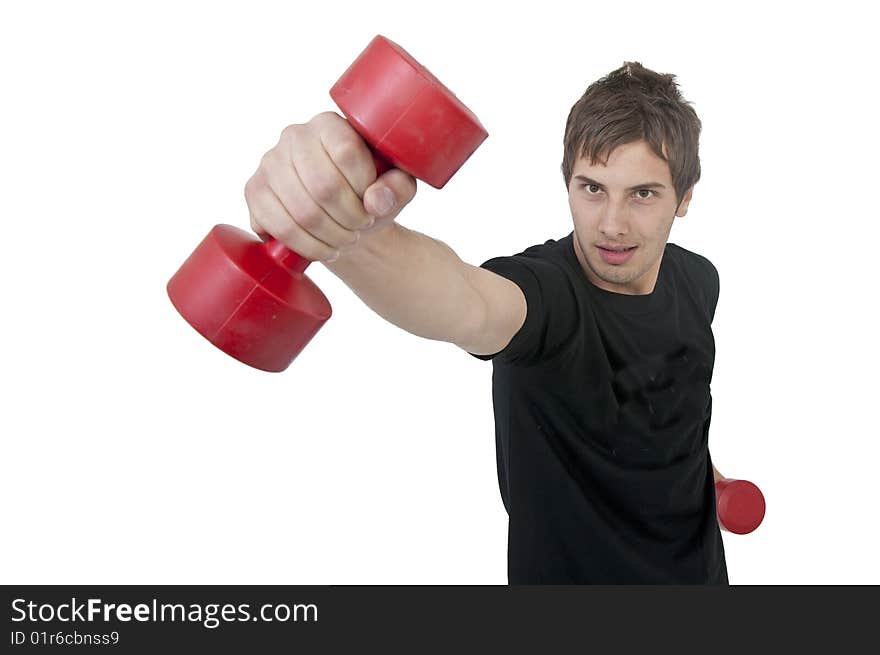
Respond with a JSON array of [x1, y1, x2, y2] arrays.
[[470, 232, 728, 584]]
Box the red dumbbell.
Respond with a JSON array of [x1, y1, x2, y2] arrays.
[[167, 35, 488, 372], [715, 478, 766, 534]]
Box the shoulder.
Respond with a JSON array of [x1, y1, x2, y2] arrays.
[[481, 235, 575, 283], [478, 235, 582, 357], [667, 242, 718, 283], [491, 235, 569, 263], [667, 242, 720, 318]]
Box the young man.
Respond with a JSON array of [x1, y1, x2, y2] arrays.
[[245, 61, 728, 584]]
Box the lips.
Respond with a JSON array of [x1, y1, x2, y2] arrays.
[[597, 245, 637, 251], [597, 245, 637, 265]]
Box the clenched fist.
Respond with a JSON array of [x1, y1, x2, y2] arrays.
[[245, 111, 418, 263]]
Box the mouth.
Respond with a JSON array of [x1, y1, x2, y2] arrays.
[[597, 245, 637, 264]]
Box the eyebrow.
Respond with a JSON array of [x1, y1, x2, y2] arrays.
[[573, 175, 667, 191]]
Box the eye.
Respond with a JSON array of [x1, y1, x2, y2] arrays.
[[581, 184, 656, 200]]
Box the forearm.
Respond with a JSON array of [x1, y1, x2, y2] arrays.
[[324, 223, 483, 345], [713, 465, 724, 484]]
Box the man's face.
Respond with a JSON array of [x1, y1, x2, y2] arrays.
[[568, 139, 692, 295]]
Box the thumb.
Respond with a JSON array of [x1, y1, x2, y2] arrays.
[[363, 169, 417, 218]]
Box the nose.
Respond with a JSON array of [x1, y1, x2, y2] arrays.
[[597, 200, 630, 238]]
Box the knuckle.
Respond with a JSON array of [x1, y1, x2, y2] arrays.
[[311, 110, 340, 126], [281, 127, 309, 156], [280, 123, 304, 142], [243, 171, 264, 200], [327, 135, 373, 181], [308, 176, 338, 204], [259, 148, 280, 170], [330, 137, 366, 170], [294, 206, 322, 231]]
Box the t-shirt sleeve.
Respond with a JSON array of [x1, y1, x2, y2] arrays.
[[706, 259, 720, 323], [681, 246, 720, 323], [468, 252, 579, 366]]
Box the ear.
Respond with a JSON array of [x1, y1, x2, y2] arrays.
[[675, 187, 694, 217]]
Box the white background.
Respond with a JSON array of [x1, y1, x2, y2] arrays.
[[1, 0, 877, 585]]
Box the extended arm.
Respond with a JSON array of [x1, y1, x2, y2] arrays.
[[326, 222, 526, 355]]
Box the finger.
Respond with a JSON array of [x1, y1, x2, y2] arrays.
[[313, 111, 380, 197], [363, 168, 418, 217], [246, 176, 340, 262], [261, 150, 361, 250], [290, 119, 376, 232]]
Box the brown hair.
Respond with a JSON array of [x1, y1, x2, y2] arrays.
[[561, 61, 702, 209]]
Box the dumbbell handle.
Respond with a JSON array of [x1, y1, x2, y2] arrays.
[[715, 478, 766, 535], [261, 150, 393, 275]]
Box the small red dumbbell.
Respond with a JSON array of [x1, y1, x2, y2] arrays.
[[715, 478, 766, 534], [167, 35, 487, 372]]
